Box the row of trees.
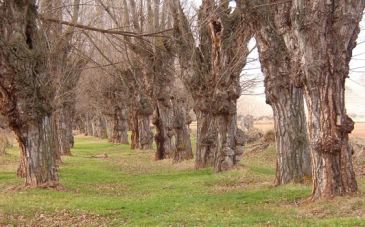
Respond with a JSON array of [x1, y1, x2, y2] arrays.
[[0, 0, 363, 200]]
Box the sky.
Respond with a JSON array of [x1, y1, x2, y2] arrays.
[[239, 18, 365, 118], [190, 0, 365, 118]]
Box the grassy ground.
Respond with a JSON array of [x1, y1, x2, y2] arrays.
[[1, 135, 365, 226]]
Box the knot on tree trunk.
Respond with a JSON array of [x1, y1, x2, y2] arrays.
[[137, 96, 153, 116], [216, 145, 234, 172], [235, 128, 246, 146], [338, 115, 354, 133], [201, 131, 217, 146], [315, 136, 342, 153]]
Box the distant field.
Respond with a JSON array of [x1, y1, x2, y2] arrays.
[[254, 121, 365, 139], [254, 121, 274, 133], [353, 122, 365, 138]]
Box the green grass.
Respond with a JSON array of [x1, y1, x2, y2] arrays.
[[1, 135, 365, 226]]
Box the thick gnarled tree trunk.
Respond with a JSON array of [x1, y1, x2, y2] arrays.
[[291, 0, 364, 199], [15, 116, 59, 187], [252, 8, 311, 184], [55, 108, 74, 156], [153, 99, 175, 160], [0, 0, 59, 187], [172, 98, 193, 162], [130, 93, 153, 150], [271, 88, 311, 184], [169, 0, 251, 172], [138, 115, 153, 149], [111, 107, 129, 144], [195, 110, 216, 168]]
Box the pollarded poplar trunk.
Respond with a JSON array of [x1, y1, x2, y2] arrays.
[[105, 116, 114, 142], [130, 110, 140, 149], [214, 113, 242, 172], [153, 100, 175, 160], [271, 89, 311, 184], [98, 117, 108, 139], [291, 0, 364, 199], [172, 98, 193, 162], [85, 114, 93, 136], [15, 116, 59, 187], [195, 110, 216, 168], [253, 14, 311, 184], [130, 94, 153, 150], [91, 116, 107, 139], [55, 108, 73, 156], [169, 0, 251, 172], [138, 115, 153, 149], [112, 107, 129, 144]]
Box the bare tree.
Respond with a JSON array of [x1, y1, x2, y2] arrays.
[[169, 0, 252, 171], [289, 0, 364, 199], [0, 0, 59, 187], [249, 2, 311, 184]]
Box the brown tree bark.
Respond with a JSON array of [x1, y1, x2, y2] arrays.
[[172, 98, 193, 162], [290, 0, 364, 199], [130, 109, 140, 149], [251, 5, 311, 184], [153, 93, 175, 160], [15, 116, 59, 187], [169, 0, 252, 171], [85, 113, 93, 136], [130, 92, 153, 150], [0, 0, 59, 187], [111, 107, 129, 144], [138, 115, 153, 149], [54, 108, 73, 156]]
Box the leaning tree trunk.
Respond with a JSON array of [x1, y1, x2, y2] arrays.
[[172, 98, 193, 162], [291, 0, 364, 199], [254, 17, 311, 184], [14, 116, 59, 187]]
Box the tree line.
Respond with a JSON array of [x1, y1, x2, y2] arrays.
[[0, 0, 364, 201]]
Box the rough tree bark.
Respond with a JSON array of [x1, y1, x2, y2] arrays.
[[169, 0, 251, 171], [290, 0, 364, 199], [153, 72, 175, 160], [172, 97, 193, 162], [118, 0, 192, 159], [54, 108, 74, 155], [41, 0, 82, 156], [85, 113, 93, 136], [250, 3, 311, 184], [0, 0, 59, 187], [111, 106, 129, 144], [130, 89, 153, 150]]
